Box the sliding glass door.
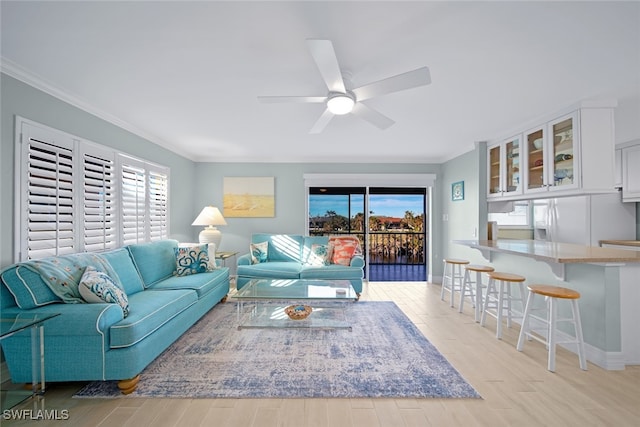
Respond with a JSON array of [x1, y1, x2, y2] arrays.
[[308, 186, 427, 281]]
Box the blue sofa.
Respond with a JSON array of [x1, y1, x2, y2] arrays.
[[236, 234, 365, 295], [0, 240, 229, 394]]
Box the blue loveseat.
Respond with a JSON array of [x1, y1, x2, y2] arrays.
[[0, 240, 229, 394], [236, 234, 365, 295]]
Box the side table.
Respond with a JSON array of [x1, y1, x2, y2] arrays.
[[216, 251, 238, 267], [216, 251, 239, 285], [1, 312, 59, 410]]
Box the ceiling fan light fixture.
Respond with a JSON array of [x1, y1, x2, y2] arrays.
[[327, 93, 355, 115]]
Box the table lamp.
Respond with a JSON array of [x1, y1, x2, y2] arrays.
[[191, 206, 227, 247]]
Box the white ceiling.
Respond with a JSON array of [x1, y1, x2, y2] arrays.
[[2, 1, 639, 164]]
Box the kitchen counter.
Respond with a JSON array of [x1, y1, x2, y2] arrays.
[[453, 239, 640, 369], [455, 239, 640, 264], [599, 240, 640, 248]]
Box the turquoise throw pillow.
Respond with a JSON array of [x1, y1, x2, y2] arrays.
[[175, 244, 210, 276]]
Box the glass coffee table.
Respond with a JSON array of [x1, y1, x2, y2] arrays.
[[233, 279, 358, 331]]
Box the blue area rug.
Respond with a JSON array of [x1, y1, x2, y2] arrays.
[[73, 301, 480, 399]]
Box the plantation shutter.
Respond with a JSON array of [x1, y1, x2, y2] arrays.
[[81, 145, 118, 252], [16, 118, 171, 261], [22, 124, 76, 260], [148, 168, 169, 241], [121, 160, 147, 245]]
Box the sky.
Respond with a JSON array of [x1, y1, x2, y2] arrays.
[[309, 194, 424, 218]]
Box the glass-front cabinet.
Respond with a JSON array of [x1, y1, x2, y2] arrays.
[[504, 136, 521, 195], [487, 104, 615, 202], [525, 127, 546, 192], [549, 113, 578, 190], [487, 135, 522, 198], [524, 112, 578, 194], [488, 144, 501, 196]]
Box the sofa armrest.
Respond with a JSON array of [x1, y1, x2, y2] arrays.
[[350, 255, 365, 268], [1, 303, 124, 336], [237, 253, 252, 266]]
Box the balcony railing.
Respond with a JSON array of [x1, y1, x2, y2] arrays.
[[309, 230, 425, 265]]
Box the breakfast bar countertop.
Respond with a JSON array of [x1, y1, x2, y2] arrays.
[[599, 240, 640, 247], [455, 239, 640, 264]]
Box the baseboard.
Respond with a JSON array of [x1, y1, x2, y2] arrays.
[[519, 316, 628, 370]]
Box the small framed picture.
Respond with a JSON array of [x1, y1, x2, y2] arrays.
[[451, 181, 464, 201]]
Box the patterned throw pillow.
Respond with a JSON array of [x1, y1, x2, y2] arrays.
[[250, 241, 269, 264], [305, 244, 331, 266], [330, 238, 359, 266], [78, 266, 130, 317], [175, 244, 210, 276]]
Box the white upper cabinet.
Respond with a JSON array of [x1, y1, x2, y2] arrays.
[[487, 135, 522, 198], [488, 105, 616, 201], [523, 124, 548, 194], [622, 143, 640, 202]]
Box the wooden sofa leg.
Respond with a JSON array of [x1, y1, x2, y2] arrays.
[[118, 375, 140, 395], [221, 295, 228, 303]]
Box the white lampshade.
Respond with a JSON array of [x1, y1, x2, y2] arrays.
[[192, 206, 227, 247]]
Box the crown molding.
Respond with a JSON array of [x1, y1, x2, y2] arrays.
[[1, 57, 198, 162]]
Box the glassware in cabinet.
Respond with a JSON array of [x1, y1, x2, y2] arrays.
[[526, 128, 545, 191], [550, 115, 575, 188], [505, 136, 521, 194]]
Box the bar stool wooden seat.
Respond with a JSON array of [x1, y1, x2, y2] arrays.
[[441, 258, 469, 308], [460, 264, 495, 322], [517, 284, 587, 372], [480, 271, 526, 339]]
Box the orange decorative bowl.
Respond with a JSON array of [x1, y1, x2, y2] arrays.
[[285, 304, 312, 320]]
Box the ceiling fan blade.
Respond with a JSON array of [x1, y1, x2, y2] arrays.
[[352, 66, 431, 102], [309, 109, 334, 134], [257, 96, 326, 104], [351, 103, 395, 130], [306, 39, 346, 93]]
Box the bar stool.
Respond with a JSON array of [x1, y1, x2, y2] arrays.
[[517, 285, 587, 372], [480, 271, 526, 339], [441, 258, 469, 308], [460, 264, 495, 322]]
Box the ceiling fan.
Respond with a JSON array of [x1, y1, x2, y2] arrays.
[[258, 39, 431, 134]]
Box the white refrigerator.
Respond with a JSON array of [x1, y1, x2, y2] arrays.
[[533, 193, 636, 246]]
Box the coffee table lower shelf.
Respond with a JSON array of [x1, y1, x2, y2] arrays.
[[236, 302, 352, 331]]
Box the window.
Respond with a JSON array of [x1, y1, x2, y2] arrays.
[[488, 201, 532, 227], [16, 117, 169, 261]]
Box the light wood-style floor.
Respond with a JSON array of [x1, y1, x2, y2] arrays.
[[4, 282, 640, 426]]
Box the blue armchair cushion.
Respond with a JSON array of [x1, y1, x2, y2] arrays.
[[300, 264, 365, 280], [175, 244, 210, 276], [78, 266, 130, 317], [237, 261, 302, 279], [252, 234, 304, 262]]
